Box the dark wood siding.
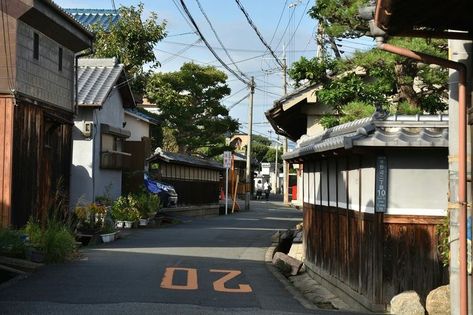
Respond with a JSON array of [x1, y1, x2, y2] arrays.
[[304, 204, 447, 308], [11, 101, 72, 227], [0, 96, 14, 227]]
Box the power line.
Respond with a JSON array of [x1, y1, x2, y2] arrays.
[[226, 93, 250, 111], [234, 0, 284, 69], [194, 0, 250, 82], [155, 48, 215, 65], [222, 85, 247, 101], [160, 39, 201, 64], [179, 0, 250, 85], [285, 0, 310, 49], [268, 0, 289, 45], [167, 31, 196, 37]]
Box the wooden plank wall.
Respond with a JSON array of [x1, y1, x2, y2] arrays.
[[303, 156, 448, 308], [11, 102, 73, 227], [163, 179, 219, 206], [0, 96, 14, 227]]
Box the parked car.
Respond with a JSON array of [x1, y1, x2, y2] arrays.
[[144, 176, 178, 208]]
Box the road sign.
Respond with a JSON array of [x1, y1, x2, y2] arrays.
[[223, 151, 232, 169]]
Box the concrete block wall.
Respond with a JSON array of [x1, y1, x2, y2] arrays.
[[15, 21, 74, 111]]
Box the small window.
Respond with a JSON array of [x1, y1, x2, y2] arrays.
[[58, 47, 63, 71], [33, 33, 39, 60]]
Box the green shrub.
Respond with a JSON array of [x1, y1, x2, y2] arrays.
[[135, 190, 161, 218], [43, 224, 76, 263], [0, 228, 26, 258], [23, 218, 76, 263], [112, 194, 140, 221], [437, 214, 450, 267]]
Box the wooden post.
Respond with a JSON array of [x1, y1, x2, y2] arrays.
[[232, 174, 240, 213]]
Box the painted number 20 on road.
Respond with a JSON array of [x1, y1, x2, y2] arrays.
[[160, 267, 253, 293]]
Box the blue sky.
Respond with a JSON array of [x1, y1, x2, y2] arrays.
[[56, 0, 373, 140]]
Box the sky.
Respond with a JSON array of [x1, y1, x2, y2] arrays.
[[55, 0, 373, 142]]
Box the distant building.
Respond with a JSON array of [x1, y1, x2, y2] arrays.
[[0, 0, 93, 227]]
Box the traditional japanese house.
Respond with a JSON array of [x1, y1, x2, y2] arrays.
[[282, 114, 449, 310], [0, 0, 93, 227]]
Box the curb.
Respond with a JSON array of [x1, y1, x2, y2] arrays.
[[264, 245, 319, 311]]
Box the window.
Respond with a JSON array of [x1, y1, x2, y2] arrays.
[[33, 33, 39, 60], [58, 47, 63, 71]]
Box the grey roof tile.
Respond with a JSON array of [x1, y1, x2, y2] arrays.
[[283, 115, 449, 160], [77, 58, 124, 106]]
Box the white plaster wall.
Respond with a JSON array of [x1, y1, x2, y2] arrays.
[[70, 124, 93, 208], [386, 149, 448, 216], [93, 89, 125, 201], [125, 113, 149, 141]]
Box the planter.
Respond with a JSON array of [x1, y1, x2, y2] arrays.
[[123, 221, 134, 229], [100, 232, 116, 243], [115, 220, 125, 228], [139, 218, 149, 226]]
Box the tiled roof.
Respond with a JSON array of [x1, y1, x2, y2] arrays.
[[125, 108, 160, 125], [65, 8, 120, 30], [77, 58, 124, 106], [283, 114, 449, 161], [148, 150, 223, 170]]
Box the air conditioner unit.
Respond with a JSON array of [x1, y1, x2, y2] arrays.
[[82, 122, 93, 138]]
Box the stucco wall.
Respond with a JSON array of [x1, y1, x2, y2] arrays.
[[125, 112, 149, 141], [15, 21, 74, 110], [302, 149, 447, 216], [94, 90, 124, 201]]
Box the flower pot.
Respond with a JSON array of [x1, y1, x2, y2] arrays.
[[123, 221, 134, 229], [115, 220, 124, 228], [139, 218, 149, 226], [100, 232, 116, 243]]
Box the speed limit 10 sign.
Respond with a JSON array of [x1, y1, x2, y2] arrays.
[[223, 151, 232, 168]]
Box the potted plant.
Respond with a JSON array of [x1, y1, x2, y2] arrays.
[[112, 195, 140, 229], [74, 203, 107, 234], [99, 221, 117, 243], [136, 192, 161, 226]]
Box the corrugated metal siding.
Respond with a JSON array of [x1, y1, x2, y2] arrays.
[[0, 96, 14, 227], [11, 101, 72, 227]]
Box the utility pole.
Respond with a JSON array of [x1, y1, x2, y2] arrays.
[[282, 52, 289, 205], [275, 135, 279, 194], [245, 76, 255, 211]]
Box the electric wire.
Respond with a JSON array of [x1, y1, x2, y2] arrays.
[[155, 47, 215, 65], [268, 0, 289, 45], [234, 0, 284, 69], [160, 39, 202, 64], [222, 85, 247, 101], [179, 0, 250, 85], [194, 0, 250, 81], [285, 0, 310, 50], [226, 93, 249, 111]]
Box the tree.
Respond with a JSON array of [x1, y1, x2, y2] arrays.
[[289, 1, 448, 128], [92, 3, 167, 97], [146, 63, 239, 157]]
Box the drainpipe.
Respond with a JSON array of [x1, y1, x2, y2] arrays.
[[376, 37, 468, 315]]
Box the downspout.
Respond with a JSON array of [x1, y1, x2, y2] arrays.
[[376, 37, 468, 315]]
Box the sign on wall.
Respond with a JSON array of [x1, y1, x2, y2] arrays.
[[375, 156, 388, 213]]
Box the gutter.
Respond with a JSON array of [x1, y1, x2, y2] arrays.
[[374, 36, 469, 315]]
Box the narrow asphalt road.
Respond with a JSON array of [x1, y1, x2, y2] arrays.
[[0, 201, 356, 314]]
